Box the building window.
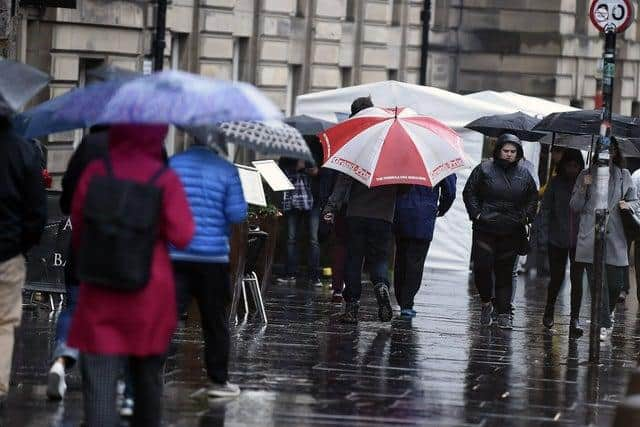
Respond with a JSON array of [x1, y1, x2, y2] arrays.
[[391, 0, 402, 26], [576, 0, 588, 34], [340, 66, 352, 87], [286, 65, 302, 116], [232, 37, 250, 82], [433, 0, 449, 30], [345, 0, 355, 22], [387, 69, 398, 81], [295, 0, 307, 18]]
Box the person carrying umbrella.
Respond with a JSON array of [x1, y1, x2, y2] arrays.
[[463, 134, 538, 329], [67, 124, 195, 426], [393, 174, 457, 318], [322, 96, 397, 324], [169, 136, 247, 399], [540, 149, 586, 336], [569, 138, 637, 342]]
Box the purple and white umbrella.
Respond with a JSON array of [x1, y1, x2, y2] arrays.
[[48, 70, 282, 129]]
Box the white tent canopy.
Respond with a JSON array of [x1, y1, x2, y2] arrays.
[[296, 81, 513, 273]]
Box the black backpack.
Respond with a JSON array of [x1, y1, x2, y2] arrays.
[[76, 156, 166, 292]]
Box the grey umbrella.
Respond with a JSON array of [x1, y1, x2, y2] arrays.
[[0, 58, 50, 115]]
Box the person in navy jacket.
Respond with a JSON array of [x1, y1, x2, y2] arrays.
[[393, 174, 457, 318], [170, 140, 247, 398]]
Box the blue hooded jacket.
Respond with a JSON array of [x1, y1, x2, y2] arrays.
[[169, 146, 247, 263], [394, 174, 457, 241]]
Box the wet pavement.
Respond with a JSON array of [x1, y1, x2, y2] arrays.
[[4, 269, 640, 427]]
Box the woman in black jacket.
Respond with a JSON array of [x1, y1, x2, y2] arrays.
[[540, 149, 585, 336], [463, 134, 538, 329]]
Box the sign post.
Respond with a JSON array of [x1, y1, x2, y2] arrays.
[[588, 0, 633, 363]]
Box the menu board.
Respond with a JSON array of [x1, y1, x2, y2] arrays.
[[251, 160, 294, 192], [236, 164, 267, 207]]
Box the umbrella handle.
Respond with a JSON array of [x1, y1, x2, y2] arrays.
[[546, 132, 556, 184]]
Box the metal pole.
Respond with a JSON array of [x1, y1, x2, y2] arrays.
[[153, 0, 168, 72], [419, 0, 431, 86], [589, 29, 616, 363]]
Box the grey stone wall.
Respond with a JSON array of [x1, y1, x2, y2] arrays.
[[8, 0, 640, 186]]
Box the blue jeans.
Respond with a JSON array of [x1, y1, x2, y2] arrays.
[[285, 207, 320, 280], [343, 217, 392, 303], [52, 285, 79, 367]]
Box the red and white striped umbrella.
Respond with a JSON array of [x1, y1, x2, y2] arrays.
[[319, 106, 470, 187]]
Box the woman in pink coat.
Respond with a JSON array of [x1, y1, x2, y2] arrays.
[[68, 124, 194, 427]]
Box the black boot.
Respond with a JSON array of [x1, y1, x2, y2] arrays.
[[340, 301, 359, 324], [543, 304, 554, 329], [569, 318, 584, 337]]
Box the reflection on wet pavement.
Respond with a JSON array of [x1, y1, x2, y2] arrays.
[[5, 269, 640, 426]]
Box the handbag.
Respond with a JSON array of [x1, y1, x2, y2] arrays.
[[620, 179, 640, 242]]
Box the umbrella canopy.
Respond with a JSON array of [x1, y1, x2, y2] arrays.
[[284, 115, 334, 135], [48, 70, 282, 130], [319, 106, 469, 188], [14, 79, 127, 138], [533, 109, 640, 138], [538, 133, 640, 158], [0, 58, 50, 116], [212, 121, 313, 162], [465, 111, 545, 141]]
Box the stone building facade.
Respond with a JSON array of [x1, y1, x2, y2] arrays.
[[2, 1, 640, 183]]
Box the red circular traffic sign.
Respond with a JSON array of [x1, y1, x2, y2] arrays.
[[590, 0, 634, 33]]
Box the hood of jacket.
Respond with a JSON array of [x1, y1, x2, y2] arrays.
[[493, 133, 524, 167], [108, 124, 168, 161]]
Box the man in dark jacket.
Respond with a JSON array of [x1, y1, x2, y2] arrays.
[[463, 134, 538, 329], [323, 96, 397, 324], [394, 174, 457, 318], [0, 116, 46, 401], [46, 127, 108, 401]]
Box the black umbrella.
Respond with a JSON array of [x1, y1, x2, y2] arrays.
[[465, 111, 545, 141], [284, 115, 334, 136], [538, 133, 640, 158], [0, 58, 50, 116], [533, 109, 640, 138]]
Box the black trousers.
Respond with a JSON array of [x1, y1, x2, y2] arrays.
[[546, 245, 584, 320], [81, 353, 164, 427], [472, 230, 519, 315], [173, 261, 231, 384], [343, 217, 393, 303], [394, 237, 431, 310]]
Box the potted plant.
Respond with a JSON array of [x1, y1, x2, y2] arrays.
[[247, 204, 282, 292]]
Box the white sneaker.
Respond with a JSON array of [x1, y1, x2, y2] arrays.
[[46, 361, 67, 400], [119, 398, 134, 417], [599, 327, 612, 342], [207, 381, 240, 398]]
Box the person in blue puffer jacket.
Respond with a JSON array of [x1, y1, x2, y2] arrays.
[[393, 174, 457, 318], [169, 140, 247, 398]]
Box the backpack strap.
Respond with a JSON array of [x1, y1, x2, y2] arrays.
[[148, 167, 167, 184], [103, 154, 114, 177]]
